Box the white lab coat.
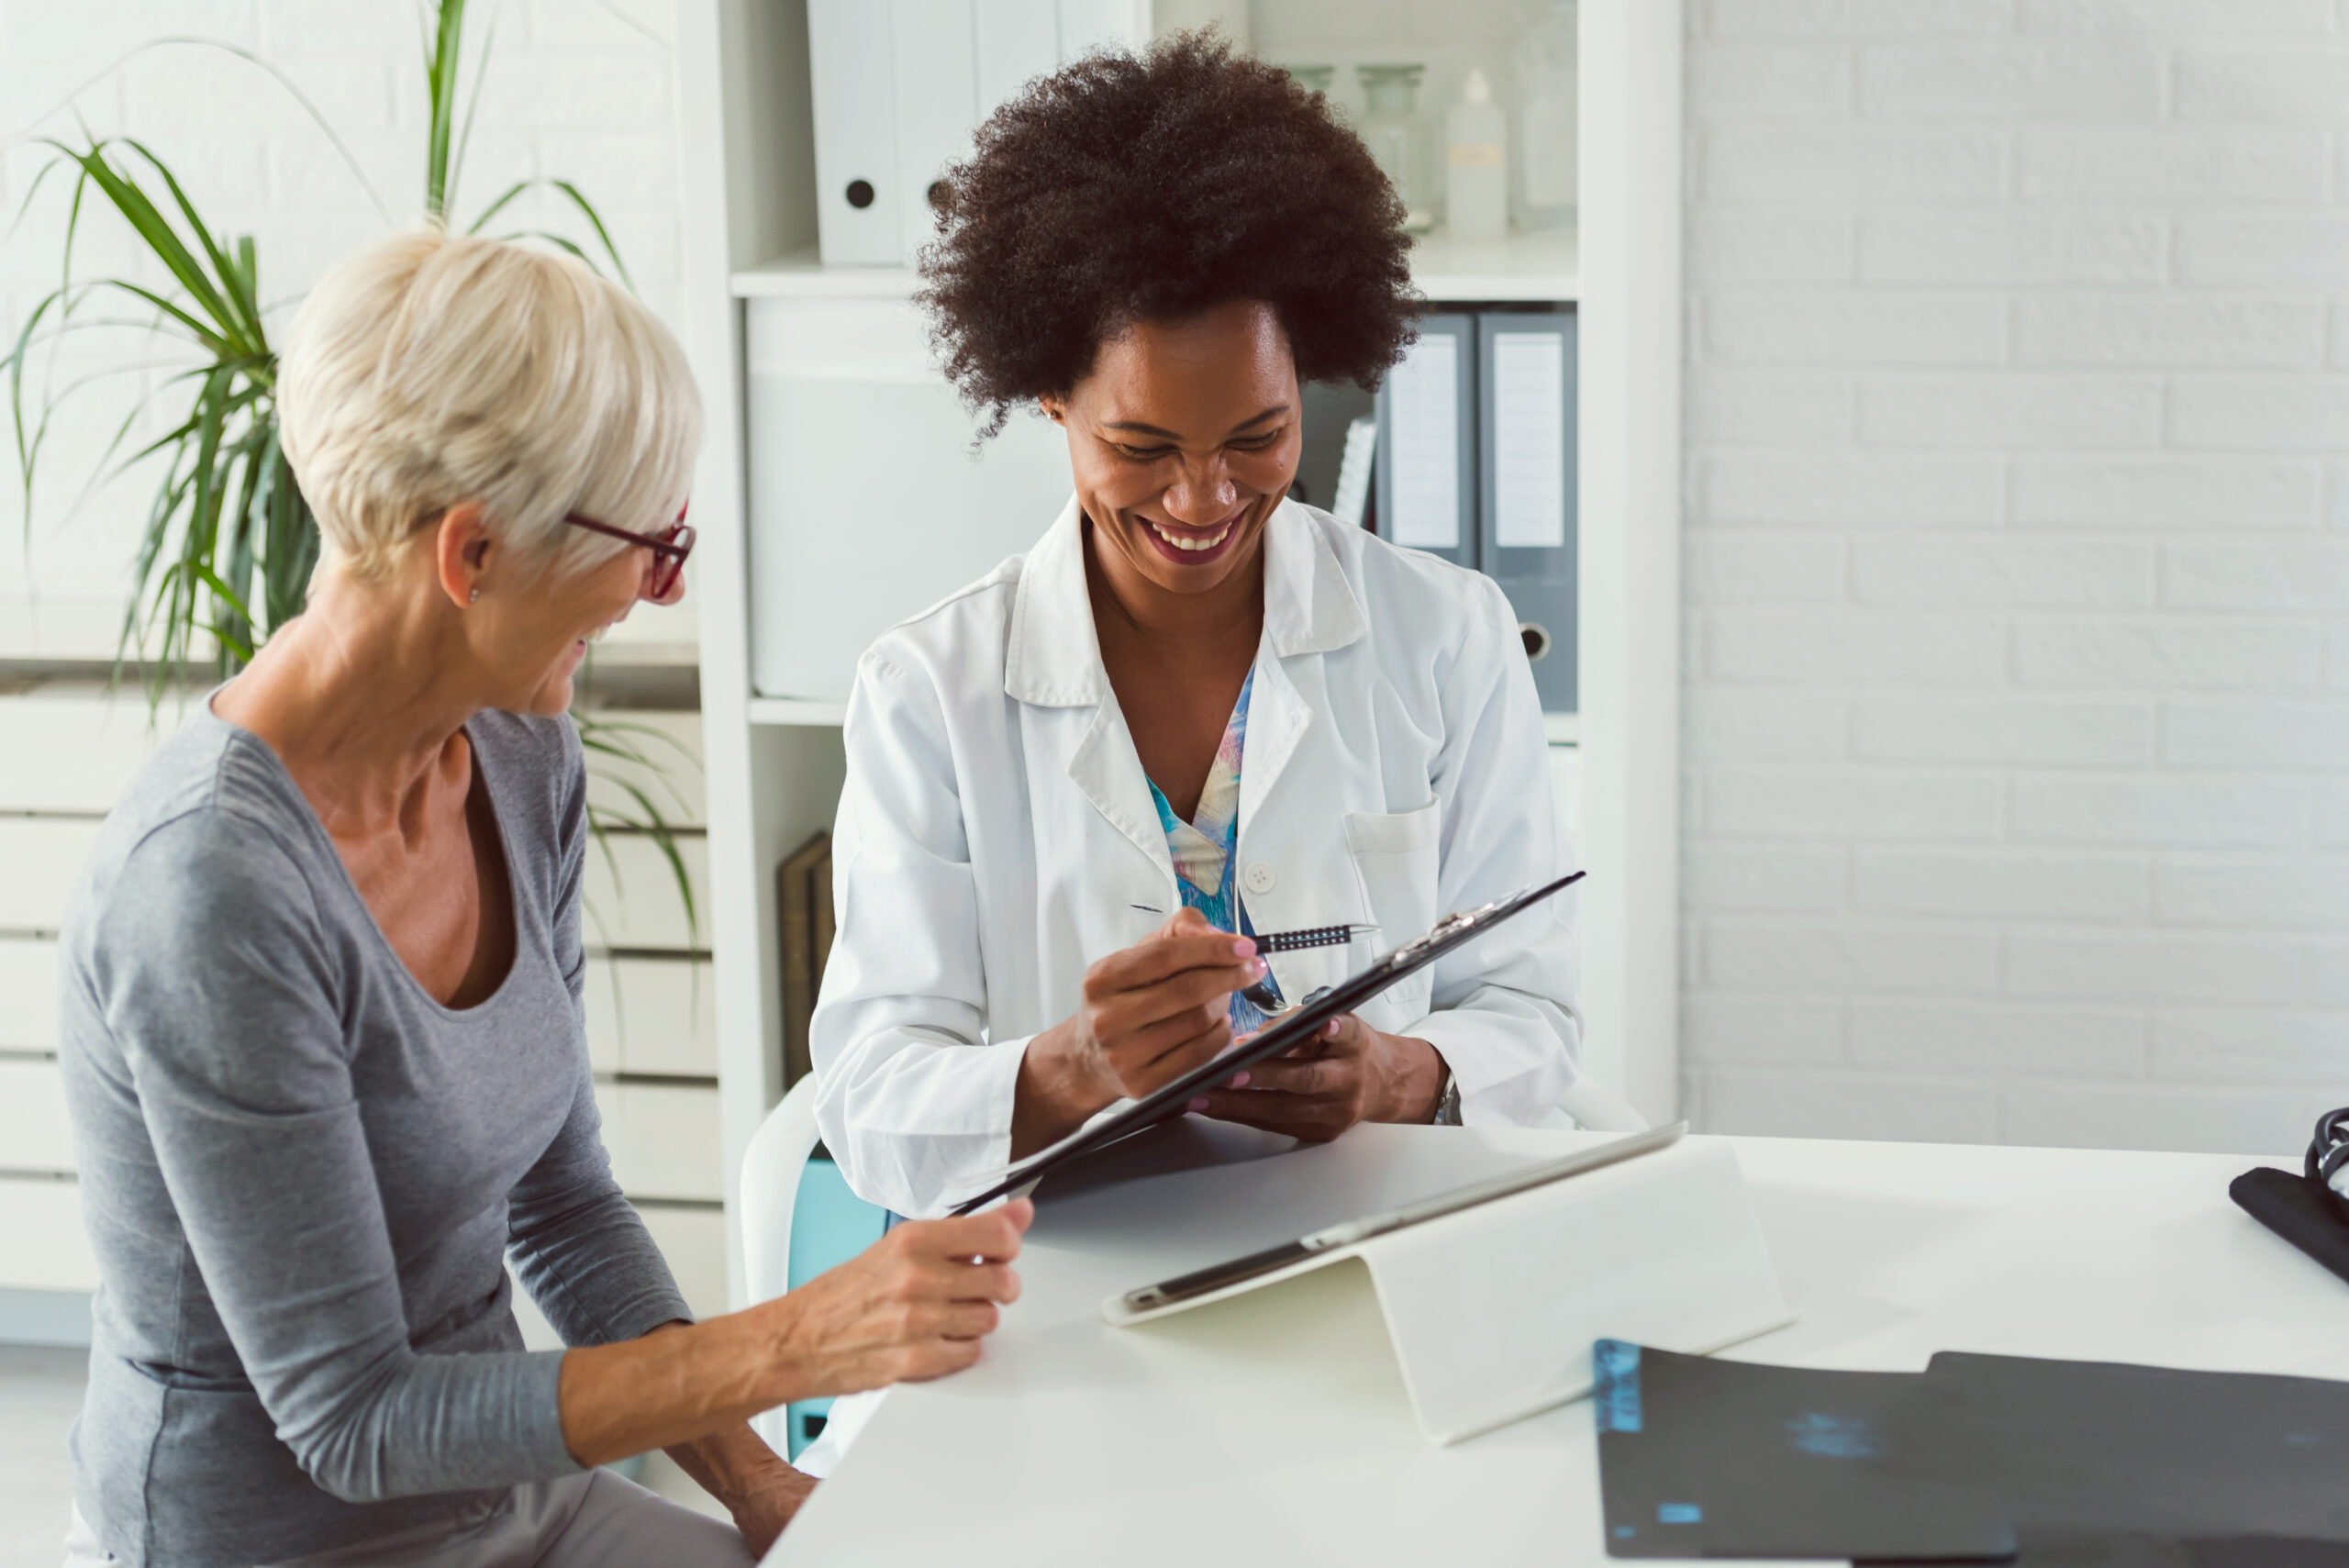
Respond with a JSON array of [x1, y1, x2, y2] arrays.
[[808, 497, 1580, 1218]]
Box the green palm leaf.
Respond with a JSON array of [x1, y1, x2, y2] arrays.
[[424, 0, 467, 219], [7, 0, 701, 937]]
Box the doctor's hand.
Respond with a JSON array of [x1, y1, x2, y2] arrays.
[[758, 1200, 1032, 1396], [1188, 1012, 1448, 1140], [1012, 907, 1266, 1156]]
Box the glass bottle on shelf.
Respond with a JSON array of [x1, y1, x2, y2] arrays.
[[1513, 0, 1578, 232], [1445, 66, 1508, 242], [1356, 63, 1433, 233]]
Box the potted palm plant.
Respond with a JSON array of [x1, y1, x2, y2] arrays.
[[6, 0, 699, 937]]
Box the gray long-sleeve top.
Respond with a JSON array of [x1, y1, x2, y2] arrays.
[[58, 706, 693, 1568]]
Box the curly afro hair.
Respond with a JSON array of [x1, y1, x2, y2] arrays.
[[916, 31, 1419, 436]]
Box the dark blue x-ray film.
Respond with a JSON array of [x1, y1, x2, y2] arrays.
[[1593, 1340, 2016, 1562], [1593, 1340, 2349, 1565], [1914, 1352, 2349, 1549]]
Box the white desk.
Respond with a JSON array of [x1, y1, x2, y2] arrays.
[[767, 1123, 2343, 1565]]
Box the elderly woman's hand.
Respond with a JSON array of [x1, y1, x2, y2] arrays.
[[757, 1200, 1032, 1396], [718, 1460, 816, 1555], [559, 1203, 1030, 1481], [1188, 1013, 1446, 1140]]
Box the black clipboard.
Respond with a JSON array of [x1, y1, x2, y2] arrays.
[[946, 870, 1586, 1217]]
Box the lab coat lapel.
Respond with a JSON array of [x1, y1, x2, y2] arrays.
[[1068, 703, 1180, 895], [1240, 503, 1369, 828], [1239, 652, 1308, 832], [1005, 499, 1178, 896]]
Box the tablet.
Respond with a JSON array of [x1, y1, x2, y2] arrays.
[[1114, 1121, 1687, 1316], [945, 870, 1586, 1217]]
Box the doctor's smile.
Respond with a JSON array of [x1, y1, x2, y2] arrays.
[[1103, 460, 1275, 573], [1139, 503, 1245, 562], [1045, 310, 1301, 600]]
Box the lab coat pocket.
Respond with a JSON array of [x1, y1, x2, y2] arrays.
[[1344, 800, 1442, 1028]]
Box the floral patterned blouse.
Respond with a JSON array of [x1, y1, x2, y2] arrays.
[[1144, 669, 1270, 1037]]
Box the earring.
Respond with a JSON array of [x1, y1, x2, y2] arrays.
[[469, 587, 480, 604]]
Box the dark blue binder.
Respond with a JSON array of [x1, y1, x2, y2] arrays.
[[1374, 313, 1477, 572], [1477, 307, 1577, 713]]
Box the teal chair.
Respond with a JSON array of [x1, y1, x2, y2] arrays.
[[738, 1075, 886, 1461]]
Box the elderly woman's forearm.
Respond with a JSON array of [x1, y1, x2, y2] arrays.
[[558, 1315, 801, 1468]]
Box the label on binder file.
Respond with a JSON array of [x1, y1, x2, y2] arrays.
[[1492, 332, 1568, 550], [1386, 336, 1462, 550]]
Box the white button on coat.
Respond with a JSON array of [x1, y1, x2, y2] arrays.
[[809, 498, 1583, 1218]]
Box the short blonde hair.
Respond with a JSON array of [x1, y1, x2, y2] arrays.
[[280, 227, 700, 583]]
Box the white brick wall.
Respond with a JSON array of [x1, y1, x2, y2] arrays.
[[0, 0, 688, 658], [1686, 0, 2349, 1154]]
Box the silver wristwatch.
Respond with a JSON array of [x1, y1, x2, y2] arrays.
[[1433, 1072, 1462, 1126]]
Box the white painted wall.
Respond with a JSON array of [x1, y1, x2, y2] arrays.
[[1683, 0, 2349, 1154], [0, 0, 696, 658], [17, 0, 2336, 1163]]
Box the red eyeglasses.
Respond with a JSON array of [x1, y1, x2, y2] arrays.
[[563, 504, 696, 599]]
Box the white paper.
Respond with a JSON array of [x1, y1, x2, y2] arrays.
[[1386, 336, 1460, 550], [1491, 331, 1567, 550]]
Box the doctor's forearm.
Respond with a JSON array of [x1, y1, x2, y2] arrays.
[[1011, 1020, 1119, 1158], [1008, 915, 1268, 1158]]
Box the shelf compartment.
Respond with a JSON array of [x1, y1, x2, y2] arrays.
[[731, 228, 1578, 305], [749, 697, 852, 727]]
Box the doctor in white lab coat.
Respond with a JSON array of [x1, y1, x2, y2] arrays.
[[807, 325, 1581, 1218], [804, 36, 1579, 1225]]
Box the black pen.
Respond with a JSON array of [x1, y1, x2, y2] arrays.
[[1240, 922, 1378, 1011], [1252, 922, 1380, 954]]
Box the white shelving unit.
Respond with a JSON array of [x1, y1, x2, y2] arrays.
[[731, 229, 1579, 304], [674, 0, 1680, 1304], [744, 696, 852, 727]]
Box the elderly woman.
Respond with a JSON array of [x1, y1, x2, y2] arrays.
[[811, 36, 1578, 1220], [58, 229, 1029, 1568]]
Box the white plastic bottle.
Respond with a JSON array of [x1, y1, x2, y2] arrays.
[[1446, 67, 1508, 243]]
